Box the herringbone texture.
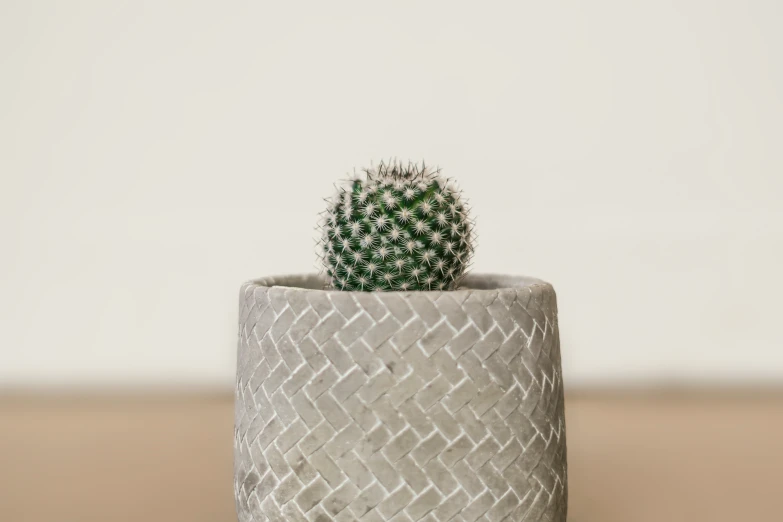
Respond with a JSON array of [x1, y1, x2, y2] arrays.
[[234, 274, 567, 522]]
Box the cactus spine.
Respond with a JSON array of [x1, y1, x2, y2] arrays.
[[319, 160, 473, 291]]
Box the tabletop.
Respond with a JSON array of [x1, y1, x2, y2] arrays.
[[1, 391, 780, 522]]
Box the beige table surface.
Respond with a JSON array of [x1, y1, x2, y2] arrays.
[[0, 393, 781, 522]]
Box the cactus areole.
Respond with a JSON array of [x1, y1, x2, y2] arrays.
[[319, 160, 474, 291]]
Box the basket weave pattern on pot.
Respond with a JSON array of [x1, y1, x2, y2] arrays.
[[235, 274, 567, 522]]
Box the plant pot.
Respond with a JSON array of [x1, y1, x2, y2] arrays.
[[234, 274, 567, 522]]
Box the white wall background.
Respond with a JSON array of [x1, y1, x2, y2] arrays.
[[1, 0, 782, 390]]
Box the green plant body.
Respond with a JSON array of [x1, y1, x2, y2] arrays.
[[319, 160, 473, 291]]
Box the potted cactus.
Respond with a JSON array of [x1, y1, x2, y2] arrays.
[[234, 161, 568, 522]]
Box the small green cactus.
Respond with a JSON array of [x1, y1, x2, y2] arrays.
[[318, 160, 474, 291]]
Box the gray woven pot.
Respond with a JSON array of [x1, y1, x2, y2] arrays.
[[235, 274, 567, 522]]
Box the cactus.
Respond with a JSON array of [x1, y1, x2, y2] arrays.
[[318, 160, 474, 291]]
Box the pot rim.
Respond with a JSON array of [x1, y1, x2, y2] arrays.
[[243, 273, 553, 296]]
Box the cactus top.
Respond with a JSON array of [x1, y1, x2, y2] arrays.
[[319, 161, 473, 291]]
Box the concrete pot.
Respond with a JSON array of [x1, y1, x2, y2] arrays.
[[234, 274, 567, 522]]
